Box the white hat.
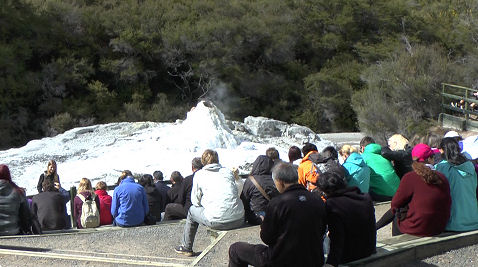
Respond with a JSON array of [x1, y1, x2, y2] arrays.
[[444, 131, 460, 138]]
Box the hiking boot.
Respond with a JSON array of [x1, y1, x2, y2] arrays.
[[175, 245, 193, 256]]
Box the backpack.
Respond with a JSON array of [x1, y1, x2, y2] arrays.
[[77, 193, 100, 228]]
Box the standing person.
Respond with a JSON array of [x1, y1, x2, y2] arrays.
[[435, 137, 478, 231], [153, 170, 170, 213], [74, 178, 100, 229], [316, 172, 376, 266], [175, 149, 244, 256], [360, 137, 400, 201], [32, 179, 67, 230], [163, 158, 203, 221], [229, 162, 327, 267], [167, 171, 184, 204], [94, 181, 113, 226], [111, 170, 149, 227], [37, 160, 60, 193], [297, 142, 319, 191], [0, 164, 34, 236], [138, 174, 162, 223], [339, 145, 371, 193], [241, 155, 279, 225]]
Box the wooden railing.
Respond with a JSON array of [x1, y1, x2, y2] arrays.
[[440, 83, 478, 130]]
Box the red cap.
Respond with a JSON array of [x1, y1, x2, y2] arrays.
[[412, 143, 433, 162]]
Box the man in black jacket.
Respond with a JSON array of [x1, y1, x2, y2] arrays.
[[229, 162, 327, 267], [163, 157, 203, 221]]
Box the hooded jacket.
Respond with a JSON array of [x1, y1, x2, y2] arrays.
[[361, 144, 400, 197], [343, 152, 371, 193], [435, 160, 478, 231], [325, 187, 376, 266], [94, 189, 113, 225], [0, 180, 32, 235], [191, 163, 244, 223], [241, 156, 279, 224]]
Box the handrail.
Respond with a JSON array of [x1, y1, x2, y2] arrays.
[[441, 83, 478, 130]]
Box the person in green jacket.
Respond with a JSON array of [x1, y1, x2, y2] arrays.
[[360, 137, 400, 201], [339, 145, 371, 193], [435, 137, 478, 232]]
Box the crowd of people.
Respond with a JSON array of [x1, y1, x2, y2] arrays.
[[1, 129, 478, 267]]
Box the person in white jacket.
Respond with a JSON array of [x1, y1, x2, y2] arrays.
[[175, 149, 245, 256]]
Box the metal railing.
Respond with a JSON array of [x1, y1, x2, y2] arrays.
[[441, 83, 478, 130]]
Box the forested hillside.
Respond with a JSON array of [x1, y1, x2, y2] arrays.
[[1, 0, 478, 148]]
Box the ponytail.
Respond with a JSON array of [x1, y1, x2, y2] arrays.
[[412, 162, 442, 185]]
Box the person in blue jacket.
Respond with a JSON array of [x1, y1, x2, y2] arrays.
[[339, 145, 371, 193], [435, 137, 478, 232], [111, 170, 149, 227]]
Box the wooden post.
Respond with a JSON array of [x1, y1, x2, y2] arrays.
[[70, 186, 77, 228]]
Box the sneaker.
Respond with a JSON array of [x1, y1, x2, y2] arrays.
[[175, 245, 193, 256]]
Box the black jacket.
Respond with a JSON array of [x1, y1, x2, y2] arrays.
[[154, 181, 170, 212], [381, 145, 413, 178], [37, 172, 60, 193], [31, 191, 66, 230], [0, 181, 32, 235], [144, 185, 163, 220], [261, 184, 327, 267], [325, 187, 376, 266], [176, 173, 194, 214], [168, 182, 182, 204], [241, 155, 279, 225]]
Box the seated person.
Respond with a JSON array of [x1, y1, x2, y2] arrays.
[[111, 170, 149, 227], [436, 138, 478, 231], [175, 149, 244, 256], [167, 171, 184, 204], [32, 179, 68, 230], [360, 136, 400, 201], [377, 144, 451, 237], [153, 170, 170, 213], [229, 162, 327, 267], [163, 157, 203, 221], [74, 178, 101, 229], [297, 143, 319, 190], [138, 174, 163, 223], [0, 164, 34, 236], [316, 172, 376, 266], [339, 145, 370, 193], [288, 145, 302, 166], [94, 181, 113, 225], [381, 134, 413, 179], [241, 155, 279, 225]]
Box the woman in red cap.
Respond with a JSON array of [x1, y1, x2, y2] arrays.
[[376, 144, 452, 236]]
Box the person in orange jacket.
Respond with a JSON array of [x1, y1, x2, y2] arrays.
[[297, 143, 319, 191]]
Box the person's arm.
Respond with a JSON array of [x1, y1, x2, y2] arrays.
[[95, 195, 100, 211], [260, 202, 278, 246], [110, 190, 119, 218], [326, 209, 345, 267], [58, 187, 70, 204], [37, 174, 44, 193], [18, 195, 33, 234], [191, 175, 202, 207], [391, 175, 412, 213], [381, 147, 407, 162]]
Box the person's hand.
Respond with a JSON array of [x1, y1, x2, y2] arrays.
[[54, 182, 61, 190]]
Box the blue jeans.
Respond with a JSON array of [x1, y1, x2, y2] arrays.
[[181, 206, 244, 250]]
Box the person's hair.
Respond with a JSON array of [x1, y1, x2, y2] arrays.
[[95, 181, 107, 190], [153, 170, 163, 181], [42, 178, 57, 192], [288, 146, 302, 163], [316, 172, 346, 195], [46, 160, 57, 175], [170, 171, 184, 184], [77, 178, 93, 193], [322, 146, 338, 160], [301, 143, 318, 156], [412, 162, 442, 185], [266, 147, 280, 160], [0, 164, 22, 194], [388, 134, 409, 150], [201, 149, 219, 165], [360, 136, 375, 148], [339, 145, 358, 157], [439, 137, 468, 166], [191, 157, 203, 171], [272, 162, 298, 184], [139, 174, 154, 187]]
